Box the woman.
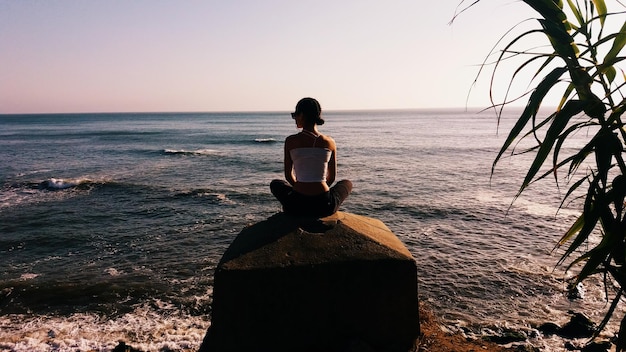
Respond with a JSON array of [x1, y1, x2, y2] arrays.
[[270, 97, 352, 217]]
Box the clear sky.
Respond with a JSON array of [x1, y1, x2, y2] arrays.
[[0, 0, 598, 114]]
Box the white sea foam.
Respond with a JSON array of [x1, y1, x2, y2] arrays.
[[42, 178, 80, 190], [1, 180, 81, 209], [163, 149, 220, 156], [19, 273, 39, 280], [40, 177, 95, 191], [0, 305, 209, 352], [214, 193, 235, 205], [103, 268, 121, 276]]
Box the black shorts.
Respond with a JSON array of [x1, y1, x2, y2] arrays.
[[270, 179, 353, 218]]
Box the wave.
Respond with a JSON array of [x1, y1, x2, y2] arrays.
[[162, 149, 220, 156], [254, 138, 277, 143], [1, 177, 252, 211], [39, 178, 93, 191], [1, 178, 113, 209], [0, 263, 214, 317], [173, 189, 237, 205]]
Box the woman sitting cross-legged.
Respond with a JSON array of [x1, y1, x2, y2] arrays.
[[270, 97, 352, 218]]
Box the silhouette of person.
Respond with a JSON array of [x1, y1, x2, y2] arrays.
[[271, 97, 352, 217]]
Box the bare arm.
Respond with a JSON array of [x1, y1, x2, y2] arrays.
[[284, 137, 296, 185], [326, 138, 337, 185]]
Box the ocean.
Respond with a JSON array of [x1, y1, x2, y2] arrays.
[[0, 109, 621, 351]]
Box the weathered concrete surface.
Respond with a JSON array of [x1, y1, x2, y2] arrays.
[[199, 212, 419, 352]]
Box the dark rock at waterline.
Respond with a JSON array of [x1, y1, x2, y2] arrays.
[[538, 312, 596, 340], [538, 322, 561, 336], [513, 344, 541, 352], [564, 340, 612, 352], [483, 329, 527, 344], [198, 212, 420, 352], [112, 341, 143, 352], [581, 341, 612, 352], [559, 312, 596, 339]]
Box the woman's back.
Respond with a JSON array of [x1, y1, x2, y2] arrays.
[[290, 147, 332, 183], [270, 97, 351, 217], [285, 132, 336, 195]]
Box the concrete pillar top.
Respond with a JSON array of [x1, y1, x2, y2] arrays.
[[219, 211, 414, 270]]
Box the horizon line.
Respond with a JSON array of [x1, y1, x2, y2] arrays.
[[0, 105, 530, 116]]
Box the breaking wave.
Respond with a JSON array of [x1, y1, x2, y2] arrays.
[[162, 149, 220, 156]]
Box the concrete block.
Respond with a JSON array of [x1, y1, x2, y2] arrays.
[[199, 212, 419, 352]]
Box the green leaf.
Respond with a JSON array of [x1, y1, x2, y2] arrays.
[[574, 236, 612, 282], [610, 175, 626, 216], [502, 48, 554, 98], [492, 67, 568, 175], [558, 176, 602, 265], [603, 21, 626, 67], [558, 207, 598, 266], [557, 82, 576, 111], [551, 102, 586, 175], [606, 66, 617, 84], [594, 129, 620, 187], [591, 0, 608, 27], [523, 0, 567, 25], [517, 100, 582, 196], [573, 199, 618, 280], [561, 175, 590, 207], [566, 0, 584, 27], [539, 18, 580, 60], [557, 211, 585, 247], [566, 125, 598, 176], [492, 29, 551, 109]]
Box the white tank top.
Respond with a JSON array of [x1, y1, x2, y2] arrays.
[[290, 148, 332, 182]]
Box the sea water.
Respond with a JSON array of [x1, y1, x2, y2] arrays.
[[0, 109, 621, 351]]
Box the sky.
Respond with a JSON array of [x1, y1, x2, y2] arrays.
[[0, 0, 606, 114]]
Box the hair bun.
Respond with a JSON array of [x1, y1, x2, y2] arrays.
[[295, 97, 322, 124]]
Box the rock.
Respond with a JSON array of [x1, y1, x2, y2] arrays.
[[199, 212, 420, 352], [581, 341, 612, 352], [483, 329, 527, 344], [538, 322, 561, 336], [558, 312, 596, 339], [112, 341, 143, 352], [513, 344, 541, 352]]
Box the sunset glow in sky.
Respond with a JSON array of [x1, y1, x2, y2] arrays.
[[2, 1, 618, 114]]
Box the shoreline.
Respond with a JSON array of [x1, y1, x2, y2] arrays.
[[417, 304, 518, 352], [107, 304, 520, 352], [1, 302, 614, 351]]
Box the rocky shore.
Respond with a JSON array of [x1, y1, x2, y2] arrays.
[[109, 305, 512, 352], [416, 303, 516, 352], [417, 303, 614, 352], [109, 303, 614, 352]]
